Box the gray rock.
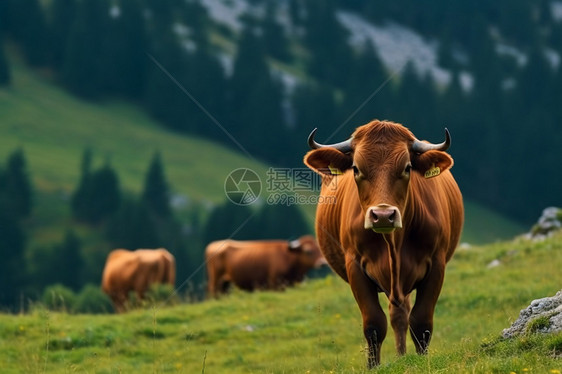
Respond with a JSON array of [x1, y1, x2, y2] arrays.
[[528, 206, 562, 240], [502, 290, 562, 338]]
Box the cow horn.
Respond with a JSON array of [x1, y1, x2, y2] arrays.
[[308, 128, 353, 153], [412, 128, 451, 153]]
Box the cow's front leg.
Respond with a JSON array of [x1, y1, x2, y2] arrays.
[[346, 255, 387, 368], [409, 262, 445, 354], [389, 295, 410, 355]]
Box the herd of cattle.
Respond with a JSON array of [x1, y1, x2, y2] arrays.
[[101, 235, 326, 311], [101, 120, 463, 367]]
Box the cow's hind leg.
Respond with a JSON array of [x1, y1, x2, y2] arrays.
[[409, 263, 445, 354], [389, 295, 411, 355], [346, 256, 387, 368]]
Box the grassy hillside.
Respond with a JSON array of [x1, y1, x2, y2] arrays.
[[1, 232, 561, 373], [0, 64, 270, 200]]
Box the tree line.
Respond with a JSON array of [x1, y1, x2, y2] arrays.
[[1, 1, 561, 220], [0, 148, 311, 310]]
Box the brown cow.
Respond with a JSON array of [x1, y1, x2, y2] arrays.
[[304, 120, 463, 367], [101, 248, 176, 313], [205, 235, 327, 297]]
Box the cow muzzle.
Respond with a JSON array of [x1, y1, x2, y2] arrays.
[[364, 204, 402, 233]]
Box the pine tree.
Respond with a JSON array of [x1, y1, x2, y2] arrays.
[[142, 152, 171, 217], [229, 24, 287, 162], [202, 202, 256, 244], [99, 0, 148, 98], [62, 0, 109, 98], [71, 148, 93, 222], [144, 5, 190, 131], [71, 150, 121, 224], [255, 204, 311, 239], [4, 149, 33, 219], [302, 0, 354, 87], [9, 0, 50, 66], [340, 41, 390, 127], [56, 230, 84, 291], [262, 1, 292, 62], [0, 198, 26, 307], [88, 162, 121, 224], [49, 0, 77, 70], [106, 197, 160, 249]]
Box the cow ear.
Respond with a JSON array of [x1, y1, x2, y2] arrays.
[[304, 148, 353, 177], [413, 150, 454, 179], [288, 239, 302, 252]]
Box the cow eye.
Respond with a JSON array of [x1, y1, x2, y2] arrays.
[[404, 163, 412, 175], [352, 165, 359, 176]]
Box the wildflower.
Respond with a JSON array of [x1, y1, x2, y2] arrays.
[[549, 370, 560, 374]]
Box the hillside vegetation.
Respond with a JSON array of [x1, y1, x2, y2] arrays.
[[0, 61, 523, 245], [1, 232, 561, 373]]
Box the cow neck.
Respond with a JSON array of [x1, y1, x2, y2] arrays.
[[383, 233, 404, 306]]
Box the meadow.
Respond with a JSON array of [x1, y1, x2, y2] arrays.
[[1, 231, 561, 373]]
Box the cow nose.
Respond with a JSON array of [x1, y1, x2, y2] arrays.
[[370, 208, 396, 224], [365, 205, 402, 233]]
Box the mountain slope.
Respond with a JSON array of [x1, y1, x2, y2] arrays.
[[0, 63, 269, 202], [0, 61, 525, 247]]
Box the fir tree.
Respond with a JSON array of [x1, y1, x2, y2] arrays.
[[56, 230, 84, 291], [106, 197, 160, 249], [302, 0, 353, 87], [49, 0, 77, 70], [142, 152, 171, 217], [4, 148, 33, 219], [100, 0, 148, 98], [262, 1, 292, 62], [0, 198, 26, 307], [229, 24, 287, 161], [71, 148, 93, 222], [88, 163, 121, 224], [9, 0, 50, 66], [62, 0, 109, 98], [255, 204, 311, 239]]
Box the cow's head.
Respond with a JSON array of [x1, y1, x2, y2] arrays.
[[288, 235, 328, 268], [304, 120, 453, 233]]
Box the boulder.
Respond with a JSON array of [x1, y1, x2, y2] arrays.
[[502, 290, 562, 338], [527, 207, 562, 240]]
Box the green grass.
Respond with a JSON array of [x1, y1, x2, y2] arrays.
[[1, 232, 562, 373]]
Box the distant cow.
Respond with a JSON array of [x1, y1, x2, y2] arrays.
[[101, 248, 176, 313], [304, 120, 463, 367], [205, 235, 327, 297]]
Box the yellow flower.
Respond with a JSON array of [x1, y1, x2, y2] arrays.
[[549, 370, 561, 374], [522, 369, 530, 373], [18, 325, 24, 331]]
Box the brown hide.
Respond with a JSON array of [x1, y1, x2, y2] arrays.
[[205, 235, 326, 297], [101, 248, 176, 313], [304, 120, 463, 367]]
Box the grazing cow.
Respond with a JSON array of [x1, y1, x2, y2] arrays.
[[304, 120, 463, 367], [101, 248, 176, 313], [205, 235, 327, 297]]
